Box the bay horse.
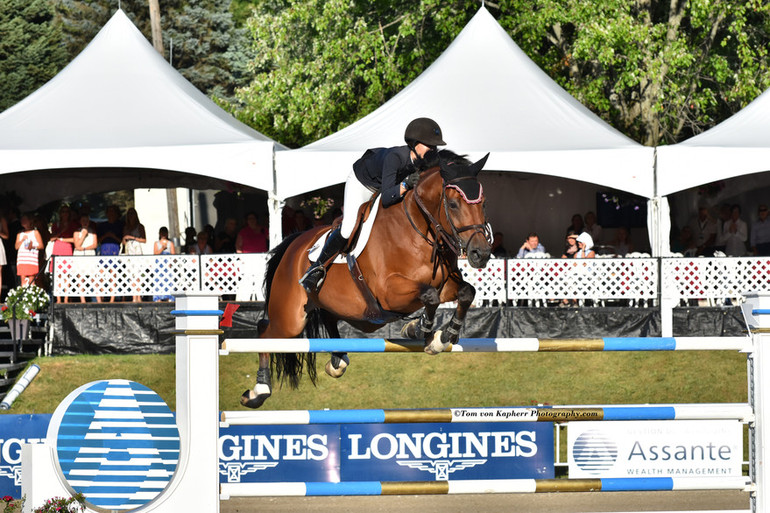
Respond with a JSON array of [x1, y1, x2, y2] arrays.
[[242, 150, 492, 408]]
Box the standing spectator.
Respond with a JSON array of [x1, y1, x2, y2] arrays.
[[516, 232, 545, 258], [719, 204, 748, 256], [490, 232, 509, 258], [97, 205, 123, 257], [183, 226, 197, 254], [584, 211, 603, 245], [714, 204, 732, 254], [610, 226, 635, 257], [751, 205, 770, 256], [153, 227, 176, 302], [236, 212, 268, 253], [15, 214, 42, 287], [73, 213, 98, 303], [0, 210, 8, 299], [215, 217, 238, 253], [566, 214, 584, 236], [689, 206, 717, 256], [122, 207, 147, 303], [50, 204, 78, 303]]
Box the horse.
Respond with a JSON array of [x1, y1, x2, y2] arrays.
[[241, 150, 493, 408]]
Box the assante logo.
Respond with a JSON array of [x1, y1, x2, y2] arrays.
[[571, 429, 618, 474]]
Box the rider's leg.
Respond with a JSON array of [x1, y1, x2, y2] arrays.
[[300, 171, 372, 293]]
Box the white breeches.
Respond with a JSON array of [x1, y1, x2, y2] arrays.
[[340, 170, 376, 239]]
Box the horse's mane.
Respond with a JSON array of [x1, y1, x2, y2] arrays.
[[422, 148, 471, 171]]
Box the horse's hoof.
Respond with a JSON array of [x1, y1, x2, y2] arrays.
[[325, 354, 350, 378], [400, 318, 420, 339], [240, 389, 270, 409], [424, 330, 450, 355]]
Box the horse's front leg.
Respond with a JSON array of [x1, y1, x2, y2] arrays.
[[400, 287, 441, 340], [425, 281, 475, 355], [240, 352, 272, 408]]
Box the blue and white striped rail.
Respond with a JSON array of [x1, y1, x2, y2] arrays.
[[220, 476, 752, 497], [221, 403, 754, 426], [220, 336, 751, 354]]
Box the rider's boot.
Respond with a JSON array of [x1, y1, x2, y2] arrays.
[[299, 228, 348, 293]]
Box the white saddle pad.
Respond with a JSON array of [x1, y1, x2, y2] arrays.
[[308, 195, 382, 264]]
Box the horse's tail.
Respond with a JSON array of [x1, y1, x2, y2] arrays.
[[261, 232, 318, 389]]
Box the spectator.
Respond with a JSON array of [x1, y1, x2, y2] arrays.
[[32, 214, 51, 289], [490, 232, 509, 258], [714, 204, 731, 254], [610, 226, 635, 257], [236, 212, 268, 253], [183, 226, 197, 254], [50, 204, 78, 303], [751, 205, 770, 256], [153, 226, 176, 302], [566, 214, 584, 236], [516, 232, 545, 258], [215, 217, 238, 253], [281, 205, 297, 238], [97, 205, 123, 257], [561, 232, 579, 259], [719, 204, 747, 256], [15, 214, 42, 287], [193, 231, 213, 255], [73, 213, 98, 303], [203, 224, 216, 246], [575, 232, 596, 259], [584, 211, 603, 245], [672, 226, 698, 257], [689, 206, 717, 256], [0, 210, 7, 299], [122, 207, 147, 303]]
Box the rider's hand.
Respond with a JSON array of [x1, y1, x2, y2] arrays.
[[403, 172, 420, 190]]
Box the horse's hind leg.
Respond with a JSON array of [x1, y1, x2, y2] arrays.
[[241, 319, 273, 409], [400, 287, 440, 340], [321, 311, 349, 378], [425, 282, 475, 355]]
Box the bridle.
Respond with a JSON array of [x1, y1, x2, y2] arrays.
[[404, 174, 491, 265]]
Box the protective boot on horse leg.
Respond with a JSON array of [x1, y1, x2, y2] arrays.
[[299, 228, 348, 293], [401, 287, 441, 340]]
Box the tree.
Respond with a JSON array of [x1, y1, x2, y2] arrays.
[[497, 0, 770, 145], [0, 0, 68, 112]]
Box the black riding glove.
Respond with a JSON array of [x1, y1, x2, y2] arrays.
[[403, 172, 420, 190]]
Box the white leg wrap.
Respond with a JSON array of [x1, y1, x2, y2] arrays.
[[424, 330, 450, 355], [254, 383, 271, 395]]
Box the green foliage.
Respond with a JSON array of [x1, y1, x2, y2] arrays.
[[0, 0, 68, 112]]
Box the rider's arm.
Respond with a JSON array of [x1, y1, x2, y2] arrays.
[[381, 151, 409, 208]]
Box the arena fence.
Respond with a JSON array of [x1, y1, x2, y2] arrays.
[[21, 292, 770, 512]]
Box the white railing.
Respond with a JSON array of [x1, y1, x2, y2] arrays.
[[51, 253, 770, 305]]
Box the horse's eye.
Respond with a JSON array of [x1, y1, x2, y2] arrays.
[[448, 199, 460, 210]]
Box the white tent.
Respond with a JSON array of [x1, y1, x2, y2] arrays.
[[656, 87, 770, 197], [275, 6, 655, 201], [0, 9, 282, 210]]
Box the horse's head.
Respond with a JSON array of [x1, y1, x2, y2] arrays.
[[414, 151, 492, 268]]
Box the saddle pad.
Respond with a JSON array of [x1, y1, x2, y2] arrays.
[[308, 195, 382, 264]]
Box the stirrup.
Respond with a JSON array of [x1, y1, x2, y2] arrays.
[[300, 264, 326, 293]]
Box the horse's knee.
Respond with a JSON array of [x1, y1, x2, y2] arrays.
[[456, 282, 476, 308], [420, 287, 441, 310]]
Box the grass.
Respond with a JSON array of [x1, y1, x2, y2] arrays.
[[2, 350, 748, 414]]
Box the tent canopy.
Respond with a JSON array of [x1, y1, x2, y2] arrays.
[[656, 86, 770, 197], [0, 9, 281, 209], [275, 6, 654, 200]]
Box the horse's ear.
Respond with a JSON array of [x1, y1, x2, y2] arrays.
[[470, 153, 490, 177]]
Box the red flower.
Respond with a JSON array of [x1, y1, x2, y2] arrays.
[[1, 306, 6, 312]]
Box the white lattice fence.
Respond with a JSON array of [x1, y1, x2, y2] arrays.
[[661, 256, 770, 299]]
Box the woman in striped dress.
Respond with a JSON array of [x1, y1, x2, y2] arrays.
[[15, 214, 43, 286]]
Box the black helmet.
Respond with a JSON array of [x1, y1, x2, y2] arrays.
[[404, 117, 446, 147]]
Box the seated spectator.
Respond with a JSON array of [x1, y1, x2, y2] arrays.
[[584, 211, 603, 245], [718, 204, 747, 256], [575, 232, 596, 259], [516, 232, 545, 258], [490, 231, 508, 258], [236, 212, 268, 253], [562, 232, 579, 259], [751, 205, 770, 256], [215, 217, 238, 253], [610, 226, 634, 257], [193, 231, 213, 255]]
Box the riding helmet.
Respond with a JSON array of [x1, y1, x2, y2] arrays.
[[404, 118, 446, 147]]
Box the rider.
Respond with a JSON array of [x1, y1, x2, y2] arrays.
[[299, 117, 446, 293]]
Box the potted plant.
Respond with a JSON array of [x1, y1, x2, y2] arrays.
[[2, 285, 49, 341]]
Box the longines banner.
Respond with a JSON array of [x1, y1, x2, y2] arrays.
[[568, 420, 742, 478], [0, 415, 553, 496]]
